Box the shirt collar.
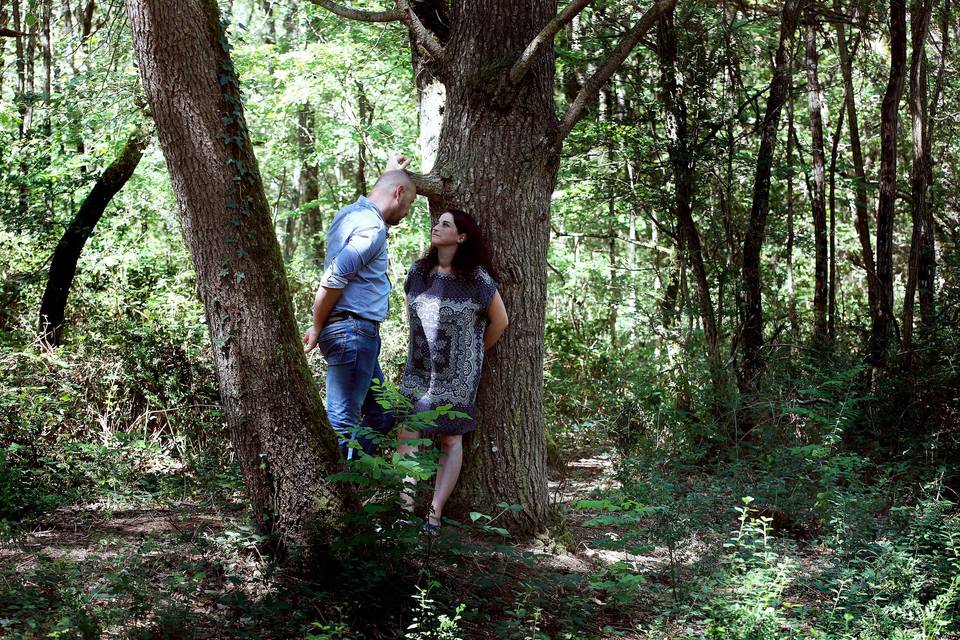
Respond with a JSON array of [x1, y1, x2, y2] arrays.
[[356, 196, 384, 221]]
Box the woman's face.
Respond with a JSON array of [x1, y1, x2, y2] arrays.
[[431, 212, 465, 248]]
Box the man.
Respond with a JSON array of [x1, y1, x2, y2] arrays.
[[303, 155, 416, 459]]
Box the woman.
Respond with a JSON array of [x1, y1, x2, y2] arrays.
[[397, 209, 509, 532]]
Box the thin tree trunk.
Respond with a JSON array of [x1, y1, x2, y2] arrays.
[[740, 0, 804, 382], [39, 132, 147, 346], [80, 0, 94, 44], [355, 80, 371, 196], [834, 0, 879, 334], [828, 97, 846, 340], [24, 7, 36, 131], [902, 0, 934, 369], [125, 0, 354, 553], [12, 0, 28, 215], [300, 106, 321, 265], [805, 21, 828, 343], [871, 0, 907, 366], [602, 83, 618, 348], [786, 86, 798, 339], [921, 0, 950, 325], [62, 0, 75, 72], [0, 1, 8, 95], [657, 6, 722, 413]]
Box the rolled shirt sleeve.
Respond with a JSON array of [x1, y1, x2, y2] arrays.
[[320, 223, 386, 289]]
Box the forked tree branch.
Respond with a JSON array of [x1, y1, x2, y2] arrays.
[[401, 0, 445, 60], [509, 0, 596, 85], [557, 0, 677, 141], [310, 0, 445, 60], [0, 27, 29, 37]]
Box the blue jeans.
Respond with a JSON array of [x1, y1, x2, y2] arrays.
[[318, 317, 394, 460]]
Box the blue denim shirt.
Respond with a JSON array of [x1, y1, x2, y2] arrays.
[[320, 196, 390, 321]]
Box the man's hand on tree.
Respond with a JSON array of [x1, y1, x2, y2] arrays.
[[386, 154, 411, 172]]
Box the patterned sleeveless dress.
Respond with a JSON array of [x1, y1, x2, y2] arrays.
[[399, 263, 498, 434]]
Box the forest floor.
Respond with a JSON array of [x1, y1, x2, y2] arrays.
[[5, 448, 950, 639], [0, 452, 816, 639]]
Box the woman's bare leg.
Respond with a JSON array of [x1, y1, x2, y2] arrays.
[[429, 434, 463, 526], [397, 427, 420, 512]]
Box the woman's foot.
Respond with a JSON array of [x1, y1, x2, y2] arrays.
[[422, 520, 441, 536]]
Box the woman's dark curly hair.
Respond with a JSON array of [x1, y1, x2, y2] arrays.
[[416, 209, 498, 281]]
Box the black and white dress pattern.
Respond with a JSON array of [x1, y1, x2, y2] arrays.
[[399, 262, 498, 434]]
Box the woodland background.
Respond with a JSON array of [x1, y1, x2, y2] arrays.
[[0, 0, 958, 638]]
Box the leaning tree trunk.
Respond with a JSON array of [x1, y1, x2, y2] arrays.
[[740, 0, 804, 383], [835, 0, 880, 329], [125, 0, 354, 553], [805, 21, 828, 344], [871, 0, 907, 366], [39, 131, 147, 346]]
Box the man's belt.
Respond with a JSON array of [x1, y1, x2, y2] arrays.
[[326, 310, 376, 325]]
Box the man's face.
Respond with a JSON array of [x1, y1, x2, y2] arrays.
[[384, 186, 415, 225]]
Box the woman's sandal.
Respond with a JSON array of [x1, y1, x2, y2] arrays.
[[422, 521, 441, 537]]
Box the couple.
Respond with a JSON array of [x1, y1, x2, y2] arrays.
[[302, 155, 509, 533]]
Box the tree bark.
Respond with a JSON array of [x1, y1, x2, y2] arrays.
[[428, 0, 560, 535], [902, 0, 934, 369], [125, 0, 354, 553], [785, 87, 798, 338], [0, 2, 8, 95], [871, 0, 907, 366], [805, 21, 828, 343], [828, 95, 846, 340], [39, 132, 147, 346], [740, 0, 804, 382], [921, 0, 950, 323]]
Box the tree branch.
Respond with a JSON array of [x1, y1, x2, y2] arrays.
[[401, 0, 445, 60], [310, 0, 446, 59], [309, 0, 404, 23], [557, 0, 677, 141], [509, 0, 595, 85], [407, 170, 443, 200], [0, 27, 29, 37]]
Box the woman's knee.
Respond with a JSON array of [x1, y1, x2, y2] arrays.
[[440, 435, 462, 451]]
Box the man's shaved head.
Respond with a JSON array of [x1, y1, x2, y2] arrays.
[[370, 170, 416, 225], [374, 170, 415, 194]]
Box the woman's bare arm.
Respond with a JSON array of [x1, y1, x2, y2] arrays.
[[484, 291, 509, 351]]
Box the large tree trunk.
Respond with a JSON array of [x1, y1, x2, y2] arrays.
[[871, 0, 907, 366], [805, 20, 828, 343], [902, 0, 934, 368], [39, 132, 147, 346], [740, 0, 804, 383], [125, 0, 353, 553], [433, 0, 560, 535], [834, 0, 880, 330]]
